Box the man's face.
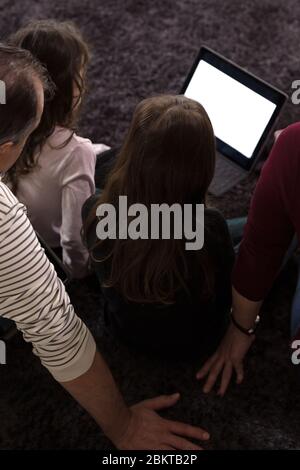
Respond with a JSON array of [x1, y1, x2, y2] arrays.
[[0, 76, 44, 173]]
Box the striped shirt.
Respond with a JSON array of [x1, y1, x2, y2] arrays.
[[0, 182, 96, 382]]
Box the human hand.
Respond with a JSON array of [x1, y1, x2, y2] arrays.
[[196, 324, 255, 396], [274, 129, 284, 141], [115, 393, 210, 450]]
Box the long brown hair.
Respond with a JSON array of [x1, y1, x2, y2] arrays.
[[84, 95, 216, 305], [4, 19, 90, 192]]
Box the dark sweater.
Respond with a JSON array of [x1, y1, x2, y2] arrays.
[[83, 195, 234, 358]]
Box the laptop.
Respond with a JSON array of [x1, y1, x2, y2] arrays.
[[181, 47, 288, 196]]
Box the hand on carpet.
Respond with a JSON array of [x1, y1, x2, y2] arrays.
[[115, 393, 210, 450], [196, 324, 255, 396]]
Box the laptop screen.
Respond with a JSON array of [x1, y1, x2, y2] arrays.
[[182, 47, 287, 170]]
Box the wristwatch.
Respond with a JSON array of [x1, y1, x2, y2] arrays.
[[230, 308, 260, 336]]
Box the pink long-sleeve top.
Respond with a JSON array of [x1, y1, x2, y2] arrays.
[[16, 127, 96, 279]]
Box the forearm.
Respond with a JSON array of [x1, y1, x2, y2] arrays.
[[60, 350, 130, 444], [232, 286, 262, 329]]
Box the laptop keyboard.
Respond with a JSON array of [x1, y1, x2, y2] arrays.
[[209, 155, 246, 196]]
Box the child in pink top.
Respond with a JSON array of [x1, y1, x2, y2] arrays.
[[5, 20, 107, 278]]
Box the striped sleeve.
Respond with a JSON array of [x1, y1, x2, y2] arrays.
[[0, 182, 96, 382]]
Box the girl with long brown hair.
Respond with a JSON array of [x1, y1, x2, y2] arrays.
[[83, 95, 237, 358], [4, 20, 108, 278]]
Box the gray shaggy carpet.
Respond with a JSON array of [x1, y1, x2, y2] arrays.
[[0, 0, 300, 450]]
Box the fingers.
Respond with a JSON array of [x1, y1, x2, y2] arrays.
[[196, 353, 218, 380], [235, 362, 244, 384], [203, 359, 224, 393], [199, 359, 244, 396], [143, 393, 180, 411], [218, 362, 233, 396], [167, 420, 210, 442], [166, 434, 202, 451]]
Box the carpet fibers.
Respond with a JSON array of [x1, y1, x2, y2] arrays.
[[0, 0, 300, 450]]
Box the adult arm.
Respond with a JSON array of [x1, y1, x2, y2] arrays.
[[62, 352, 210, 449], [197, 124, 300, 394], [0, 185, 209, 449]]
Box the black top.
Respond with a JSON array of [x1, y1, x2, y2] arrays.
[[83, 193, 234, 359]]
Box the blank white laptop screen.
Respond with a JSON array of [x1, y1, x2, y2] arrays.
[[184, 60, 277, 159]]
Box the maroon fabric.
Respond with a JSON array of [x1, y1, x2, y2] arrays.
[[233, 123, 300, 301]]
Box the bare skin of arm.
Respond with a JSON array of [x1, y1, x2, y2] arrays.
[[61, 350, 210, 450]]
